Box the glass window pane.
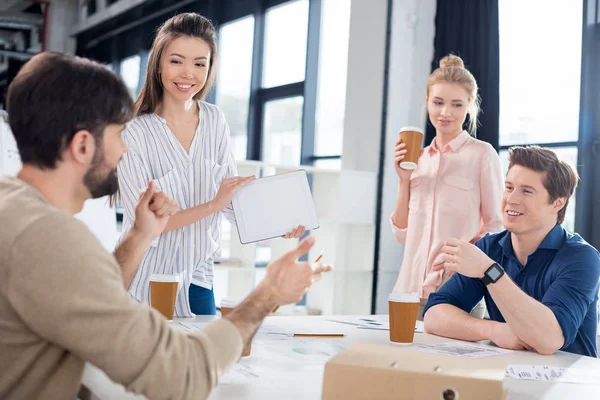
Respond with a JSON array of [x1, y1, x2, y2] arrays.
[[499, 147, 578, 232], [120, 55, 140, 100], [262, 96, 304, 165], [262, 0, 309, 88], [215, 16, 255, 161], [499, 0, 582, 145], [314, 0, 350, 156]]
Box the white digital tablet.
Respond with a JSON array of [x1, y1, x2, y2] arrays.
[[232, 170, 320, 244]]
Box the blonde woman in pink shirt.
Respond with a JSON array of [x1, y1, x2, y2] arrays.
[[391, 55, 504, 318]]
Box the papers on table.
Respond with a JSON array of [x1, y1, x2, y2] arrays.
[[220, 334, 348, 386], [170, 321, 208, 332], [505, 364, 600, 384], [172, 319, 344, 339], [411, 342, 512, 358], [325, 316, 383, 327], [326, 316, 424, 333], [254, 321, 295, 340]]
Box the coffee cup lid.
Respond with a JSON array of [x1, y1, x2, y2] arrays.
[[388, 292, 420, 303], [149, 274, 179, 283], [220, 297, 242, 308], [399, 126, 423, 134]]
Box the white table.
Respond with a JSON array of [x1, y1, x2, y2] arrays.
[[81, 316, 600, 400]]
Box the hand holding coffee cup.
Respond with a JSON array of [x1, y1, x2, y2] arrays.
[[394, 127, 424, 180]]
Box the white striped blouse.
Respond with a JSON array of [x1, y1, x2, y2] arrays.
[[117, 101, 237, 317]]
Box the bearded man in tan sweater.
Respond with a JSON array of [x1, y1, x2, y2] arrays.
[[0, 52, 330, 400]]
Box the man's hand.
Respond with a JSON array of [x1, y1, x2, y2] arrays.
[[434, 238, 495, 279], [224, 236, 332, 349], [132, 180, 179, 241], [212, 176, 255, 211], [489, 321, 532, 351], [115, 181, 178, 288], [260, 236, 332, 305], [282, 225, 306, 239]]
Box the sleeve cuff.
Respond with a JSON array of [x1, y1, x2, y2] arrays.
[[545, 304, 576, 349], [199, 318, 244, 371], [422, 291, 466, 318], [390, 214, 408, 244]]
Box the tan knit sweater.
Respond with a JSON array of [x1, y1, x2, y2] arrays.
[[0, 176, 242, 400]]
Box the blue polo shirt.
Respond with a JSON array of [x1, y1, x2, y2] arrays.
[[424, 224, 600, 357]]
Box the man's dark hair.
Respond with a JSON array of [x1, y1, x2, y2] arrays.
[[508, 145, 579, 224], [7, 52, 134, 169]]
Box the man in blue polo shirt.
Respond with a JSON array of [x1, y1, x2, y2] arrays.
[[424, 146, 600, 357]]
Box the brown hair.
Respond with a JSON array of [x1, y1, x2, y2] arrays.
[[426, 54, 480, 135], [136, 12, 218, 115], [7, 52, 133, 169], [508, 146, 579, 224]]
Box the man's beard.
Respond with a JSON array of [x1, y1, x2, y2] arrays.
[[83, 145, 119, 199]]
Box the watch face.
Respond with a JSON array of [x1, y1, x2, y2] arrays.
[[488, 265, 503, 281]]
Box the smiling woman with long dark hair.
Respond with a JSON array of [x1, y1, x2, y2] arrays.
[[115, 13, 305, 317]]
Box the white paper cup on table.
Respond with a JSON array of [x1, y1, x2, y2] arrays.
[[388, 292, 420, 344], [149, 274, 179, 320]]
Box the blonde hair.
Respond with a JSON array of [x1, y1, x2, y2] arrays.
[[426, 54, 480, 135]]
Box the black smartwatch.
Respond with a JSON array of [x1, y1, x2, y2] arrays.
[[481, 263, 505, 285]]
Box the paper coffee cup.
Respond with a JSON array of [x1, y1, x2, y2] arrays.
[[388, 292, 420, 344], [398, 126, 424, 170], [220, 297, 241, 316], [220, 298, 252, 357], [149, 274, 179, 320]]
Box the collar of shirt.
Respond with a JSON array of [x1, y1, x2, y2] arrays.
[[427, 130, 471, 155], [498, 224, 565, 267], [152, 100, 203, 125]]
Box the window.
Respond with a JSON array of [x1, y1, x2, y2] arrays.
[[262, 0, 309, 88], [210, 1, 325, 306], [215, 16, 255, 161], [499, 0, 582, 231], [500, 0, 582, 146], [262, 96, 304, 165], [314, 0, 351, 160], [119, 54, 141, 100]]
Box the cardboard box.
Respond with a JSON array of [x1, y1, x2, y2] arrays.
[[322, 343, 508, 400]]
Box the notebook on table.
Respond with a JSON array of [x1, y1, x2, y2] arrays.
[[232, 170, 320, 244]]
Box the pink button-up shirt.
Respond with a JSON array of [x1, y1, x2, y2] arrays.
[[392, 131, 504, 298]]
